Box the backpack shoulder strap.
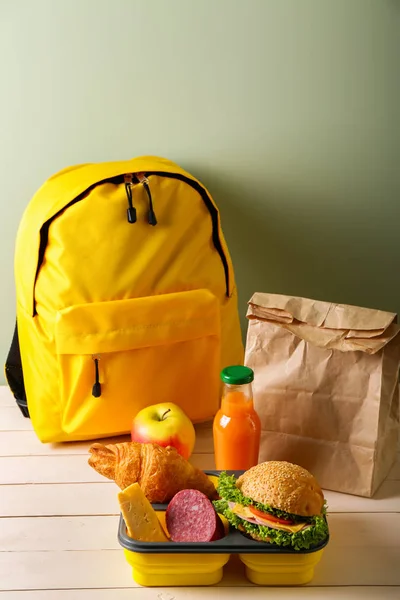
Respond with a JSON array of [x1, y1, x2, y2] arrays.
[[5, 320, 29, 418]]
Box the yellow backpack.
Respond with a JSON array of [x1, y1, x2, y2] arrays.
[[5, 156, 243, 442]]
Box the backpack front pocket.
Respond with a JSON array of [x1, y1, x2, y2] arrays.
[[55, 289, 221, 438]]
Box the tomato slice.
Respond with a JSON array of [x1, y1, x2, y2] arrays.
[[249, 506, 294, 525]]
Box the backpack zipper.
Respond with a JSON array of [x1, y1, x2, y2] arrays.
[[124, 174, 137, 224], [33, 173, 230, 314], [91, 354, 102, 397], [136, 173, 157, 226]]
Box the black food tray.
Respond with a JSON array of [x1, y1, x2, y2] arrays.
[[118, 470, 329, 555]]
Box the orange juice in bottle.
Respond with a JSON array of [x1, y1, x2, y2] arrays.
[[213, 365, 261, 470]]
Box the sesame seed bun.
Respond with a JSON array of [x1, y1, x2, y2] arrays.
[[236, 461, 324, 517], [238, 524, 271, 543]]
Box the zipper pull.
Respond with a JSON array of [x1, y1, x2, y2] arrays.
[[92, 355, 101, 398], [124, 174, 137, 224], [137, 173, 157, 226]]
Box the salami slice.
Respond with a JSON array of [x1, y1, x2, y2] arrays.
[[213, 512, 225, 541], [166, 489, 224, 542]]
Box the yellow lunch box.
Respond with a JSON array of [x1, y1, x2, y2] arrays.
[[117, 471, 329, 587]]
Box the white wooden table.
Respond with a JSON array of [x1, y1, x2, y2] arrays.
[[0, 387, 399, 599]]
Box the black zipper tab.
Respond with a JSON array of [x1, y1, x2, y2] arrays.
[[137, 173, 157, 226], [92, 355, 101, 398], [124, 174, 137, 224]]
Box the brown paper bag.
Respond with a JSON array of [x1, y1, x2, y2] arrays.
[[245, 292, 400, 497]]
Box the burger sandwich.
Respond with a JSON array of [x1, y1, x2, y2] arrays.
[[214, 461, 329, 550]]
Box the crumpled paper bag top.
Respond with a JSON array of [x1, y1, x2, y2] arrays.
[[247, 293, 400, 354]]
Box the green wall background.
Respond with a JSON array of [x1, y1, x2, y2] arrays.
[[1, 0, 399, 382]]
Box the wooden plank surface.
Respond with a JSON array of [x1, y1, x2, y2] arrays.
[[0, 482, 119, 517], [0, 430, 129, 456], [0, 516, 121, 552], [0, 388, 18, 407], [1, 545, 400, 590], [0, 455, 106, 484], [0, 428, 213, 457], [1, 479, 400, 518], [0, 453, 216, 485], [1, 589, 399, 600], [324, 480, 400, 513], [0, 550, 134, 591], [0, 407, 32, 431], [1, 513, 398, 552], [0, 405, 214, 455], [1, 514, 399, 588]]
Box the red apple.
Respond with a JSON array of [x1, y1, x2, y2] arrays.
[[131, 402, 196, 460]]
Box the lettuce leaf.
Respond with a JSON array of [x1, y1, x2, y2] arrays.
[[219, 507, 329, 550]]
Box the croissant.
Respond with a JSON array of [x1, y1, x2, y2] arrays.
[[88, 441, 217, 503]]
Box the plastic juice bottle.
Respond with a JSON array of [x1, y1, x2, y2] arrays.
[[213, 365, 261, 470]]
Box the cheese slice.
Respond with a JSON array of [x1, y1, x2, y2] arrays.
[[231, 504, 255, 520], [231, 503, 307, 533], [118, 483, 169, 542]]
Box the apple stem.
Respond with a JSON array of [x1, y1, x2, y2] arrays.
[[161, 409, 171, 421]]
